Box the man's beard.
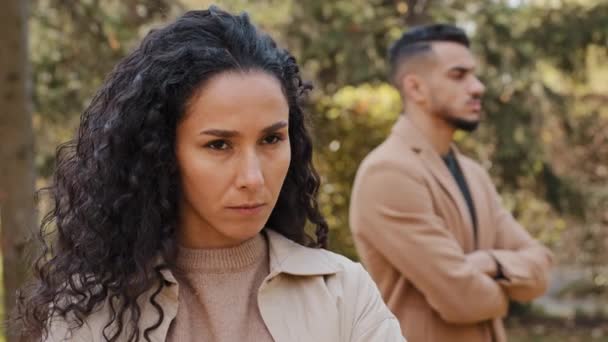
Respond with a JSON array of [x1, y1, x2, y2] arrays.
[[433, 100, 481, 132], [444, 116, 480, 132]]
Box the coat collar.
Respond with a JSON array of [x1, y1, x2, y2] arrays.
[[391, 115, 474, 232], [264, 229, 342, 276], [391, 114, 464, 155], [159, 229, 341, 284]]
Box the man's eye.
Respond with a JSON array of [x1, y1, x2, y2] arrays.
[[205, 140, 230, 150], [452, 72, 465, 79]]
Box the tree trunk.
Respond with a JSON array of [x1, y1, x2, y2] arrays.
[[0, 0, 35, 340]]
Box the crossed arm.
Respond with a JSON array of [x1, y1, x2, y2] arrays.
[[466, 168, 553, 301], [351, 162, 553, 324]]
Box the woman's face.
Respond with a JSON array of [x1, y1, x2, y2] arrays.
[[175, 71, 291, 249]]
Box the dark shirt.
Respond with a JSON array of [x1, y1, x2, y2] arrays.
[[442, 150, 478, 248]]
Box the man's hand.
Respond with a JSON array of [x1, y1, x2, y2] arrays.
[[466, 250, 498, 278]]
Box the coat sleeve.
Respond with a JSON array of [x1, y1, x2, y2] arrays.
[[350, 161, 508, 324], [481, 170, 554, 302], [348, 263, 406, 342]]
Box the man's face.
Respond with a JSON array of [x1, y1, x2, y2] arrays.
[[425, 42, 486, 132]]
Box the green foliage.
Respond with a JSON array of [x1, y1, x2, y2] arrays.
[[30, 0, 608, 282], [285, 0, 406, 91], [30, 0, 178, 177], [311, 84, 402, 258], [285, 0, 608, 269], [10, 3, 604, 342]]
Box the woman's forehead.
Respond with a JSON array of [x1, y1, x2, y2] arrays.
[[180, 71, 289, 134]]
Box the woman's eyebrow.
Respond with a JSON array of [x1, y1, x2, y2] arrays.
[[261, 120, 288, 134], [200, 120, 288, 137]]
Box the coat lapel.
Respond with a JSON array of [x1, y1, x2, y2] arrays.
[[392, 116, 474, 239], [265, 229, 342, 277], [152, 231, 343, 342], [455, 152, 492, 249], [258, 230, 341, 342]]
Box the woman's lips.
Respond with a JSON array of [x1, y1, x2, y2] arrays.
[[226, 203, 266, 216]]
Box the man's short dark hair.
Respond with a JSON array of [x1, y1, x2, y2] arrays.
[[388, 24, 470, 84]]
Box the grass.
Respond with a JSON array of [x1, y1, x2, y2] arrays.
[[508, 318, 608, 342], [510, 329, 608, 342]]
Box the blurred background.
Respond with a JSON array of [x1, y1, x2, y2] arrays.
[[1, 0, 607, 341]]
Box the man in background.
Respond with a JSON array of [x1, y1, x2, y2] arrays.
[[349, 24, 553, 342]]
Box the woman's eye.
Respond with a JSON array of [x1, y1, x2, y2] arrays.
[[205, 140, 230, 150], [262, 134, 283, 145]]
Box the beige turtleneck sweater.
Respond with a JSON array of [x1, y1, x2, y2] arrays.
[[167, 234, 274, 341]]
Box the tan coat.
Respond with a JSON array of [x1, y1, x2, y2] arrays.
[[349, 116, 553, 342], [47, 229, 405, 342]]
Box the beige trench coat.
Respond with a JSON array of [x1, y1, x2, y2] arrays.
[[350, 116, 553, 342], [47, 229, 405, 342]]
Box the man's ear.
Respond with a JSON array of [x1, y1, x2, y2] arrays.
[[402, 73, 428, 104]]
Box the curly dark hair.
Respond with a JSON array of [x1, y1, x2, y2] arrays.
[[17, 6, 328, 341]]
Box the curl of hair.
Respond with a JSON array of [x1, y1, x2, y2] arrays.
[[16, 7, 328, 341]]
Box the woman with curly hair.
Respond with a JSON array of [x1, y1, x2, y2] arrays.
[[16, 6, 404, 342]]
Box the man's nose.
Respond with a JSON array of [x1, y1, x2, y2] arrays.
[[470, 76, 486, 96]]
